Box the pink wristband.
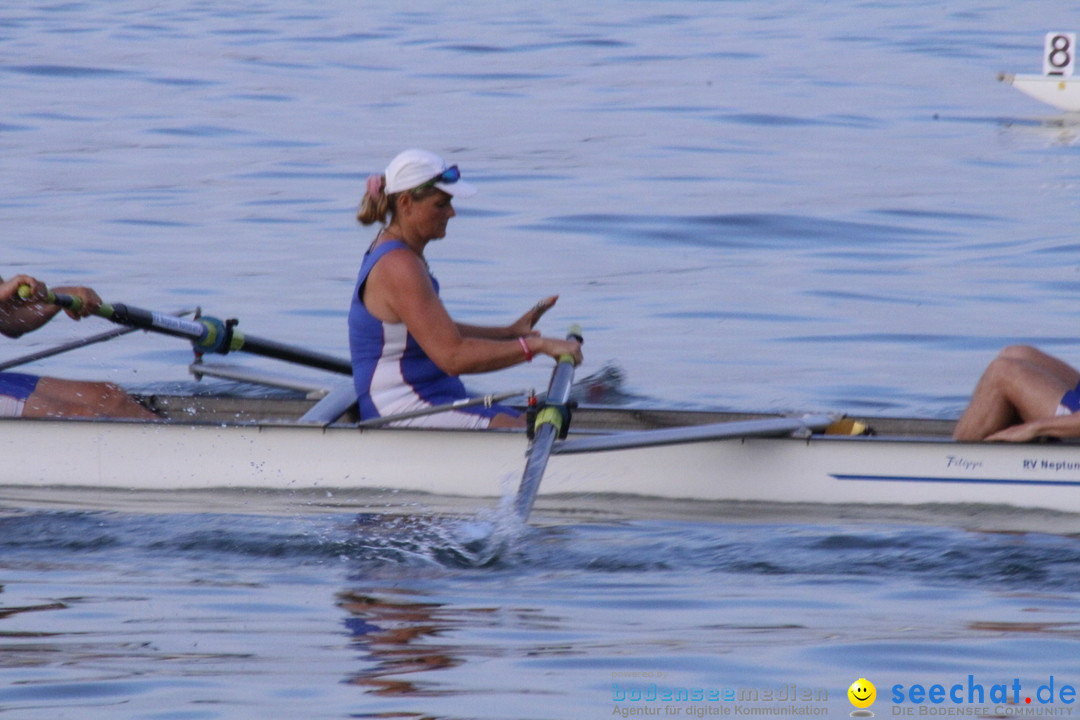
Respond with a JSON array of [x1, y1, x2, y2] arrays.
[[518, 336, 534, 362]]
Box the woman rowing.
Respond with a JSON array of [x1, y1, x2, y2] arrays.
[[349, 149, 582, 428], [0, 274, 156, 419]]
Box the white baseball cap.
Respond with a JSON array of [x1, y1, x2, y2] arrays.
[[384, 149, 477, 197]]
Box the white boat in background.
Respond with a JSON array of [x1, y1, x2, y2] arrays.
[[998, 72, 1080, 112], [999, 32, 1080, 112], [4, 391, 1080, 524]]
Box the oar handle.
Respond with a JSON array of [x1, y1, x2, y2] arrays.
[[560, 323, 583, 360], [18, 286, 103, 316]]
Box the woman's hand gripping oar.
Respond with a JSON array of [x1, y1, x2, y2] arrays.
[[21, 286, 352, 375]]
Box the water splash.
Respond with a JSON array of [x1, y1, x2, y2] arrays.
[[346, 501, 534, 571]]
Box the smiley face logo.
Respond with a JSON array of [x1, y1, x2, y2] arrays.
[[848, 678, 876, 708]]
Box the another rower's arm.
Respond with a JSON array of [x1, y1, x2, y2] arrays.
[[985, 413, 1080, 442]]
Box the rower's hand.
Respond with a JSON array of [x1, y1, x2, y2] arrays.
[[510, 295, 558, 336], [538, 336, 583, 366], [52, 286, 102, 320], [984, 422, 1043, 443], [0, 275, 46, 304], [0, 275, 63, 337]]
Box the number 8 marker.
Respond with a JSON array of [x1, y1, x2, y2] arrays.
[[1044, 32, 1075, 77]]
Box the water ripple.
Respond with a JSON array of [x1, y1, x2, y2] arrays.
[[3, 64, 131, 78]]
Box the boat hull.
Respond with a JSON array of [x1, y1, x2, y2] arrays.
[[5, 402, 1080, 517], [999, 72, 1080, 112]]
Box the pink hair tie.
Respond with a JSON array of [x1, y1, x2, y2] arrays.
[[366, 174, 384, 199]]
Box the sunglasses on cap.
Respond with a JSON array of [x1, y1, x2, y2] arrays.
[[418, 165, 461, 188]]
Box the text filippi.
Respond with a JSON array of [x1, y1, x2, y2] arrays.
[[945, 456, 983, 471]]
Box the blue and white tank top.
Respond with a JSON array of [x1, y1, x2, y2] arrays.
[[347, 240, 503, 425]]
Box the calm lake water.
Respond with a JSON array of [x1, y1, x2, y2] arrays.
[[4, 1, 1080, 718]]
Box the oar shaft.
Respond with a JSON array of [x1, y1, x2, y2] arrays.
[[26, 288, 210, 341], [513, 424, 558, 519], [24, 286, 352, 375], [228, 333, 352, 375], [544, 354, 576, 407], [513, 325, 582, 521], [108, 301, 217, 343]]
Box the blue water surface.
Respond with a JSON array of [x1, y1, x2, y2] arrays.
[[1, 504, 1079, 719]]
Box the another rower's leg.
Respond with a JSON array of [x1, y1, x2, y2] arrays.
[[953, 345, 1078, 441], [23, 377, 158, 420], [998, 345, 1080, 381]]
